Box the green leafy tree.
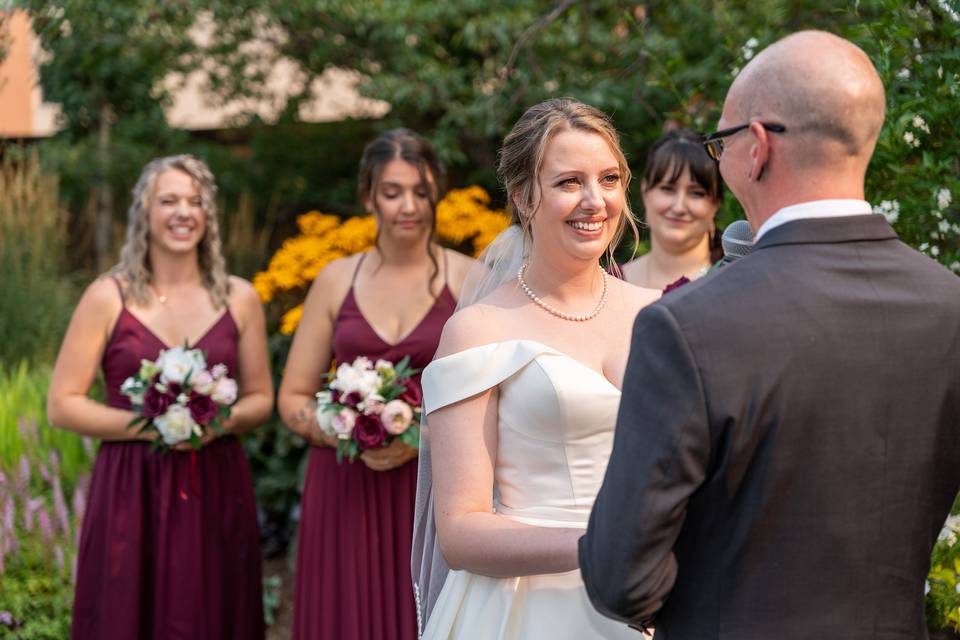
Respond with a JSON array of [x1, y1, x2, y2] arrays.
[[21, 1, 197, 270], [205, 0, 959, 272]]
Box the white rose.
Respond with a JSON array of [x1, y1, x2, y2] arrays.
[[315, 390, 333, 407], [210, 378, 238, 405], [329, 363, 358, 394], [120, 377, 145, 405], [354, 356, 373, 371], [357, 369, 381, 398], [330, 362, 381, 398], [317, 407, 336, 435], [154, 404, 196, 445], [158, 347, 206, 385]]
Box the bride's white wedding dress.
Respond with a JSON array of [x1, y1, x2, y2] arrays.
[[419, 339, 639, 639]]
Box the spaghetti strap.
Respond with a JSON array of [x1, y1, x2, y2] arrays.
[[442, 248, 449, 288], [110, 275, 126, 306], [350, 253, 367, 287]]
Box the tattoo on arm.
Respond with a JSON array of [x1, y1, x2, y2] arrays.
[[294, 399, 318, 433]]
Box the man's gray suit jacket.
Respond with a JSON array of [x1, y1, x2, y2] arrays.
[[580, 214, 960, 639]]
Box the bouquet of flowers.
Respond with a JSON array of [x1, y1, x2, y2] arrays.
[[316, 356, 422, 463], [121, 345, 238, 451]]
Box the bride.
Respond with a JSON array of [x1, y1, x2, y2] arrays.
[[414, 98, 660, 638]]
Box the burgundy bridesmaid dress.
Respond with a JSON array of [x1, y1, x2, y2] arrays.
[[293, 256, 456, 640], [72, 283, 265, 640]]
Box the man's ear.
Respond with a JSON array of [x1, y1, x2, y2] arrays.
[[748, 121, 771, 182]]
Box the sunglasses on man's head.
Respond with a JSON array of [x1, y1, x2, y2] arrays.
[[701, 122, 787, 161]]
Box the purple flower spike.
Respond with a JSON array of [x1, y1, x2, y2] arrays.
[[72, 486, 86, 522], [38, 507, 53, 542], [38, 464, 51, 484], [23, 497, 44, 532], [54, 545, 65, 573], [3, 497, 13, 534], [0, 610, 13, 626], [52, 480, 70, 535], [48, 450, 60, 474], [18, 417, 38, 443], [17, 457, 29, 496]]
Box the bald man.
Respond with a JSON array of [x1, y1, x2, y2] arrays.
[[581, 31, 960, 639]]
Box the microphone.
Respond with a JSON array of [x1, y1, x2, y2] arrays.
[[718, 220, 755, 267]]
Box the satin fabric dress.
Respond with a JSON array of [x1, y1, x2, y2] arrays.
[[420, 340, 643, 639], [292, 277, 456, 640], [72, 300, 264, 639]]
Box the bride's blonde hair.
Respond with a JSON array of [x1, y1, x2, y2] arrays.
[[497, 98, 639, 269], [109, 154, 230, 308]]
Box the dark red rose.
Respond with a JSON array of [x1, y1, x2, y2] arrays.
[[142, 385, 174, 418], [353, 414, 387, 451], [331, 389, 341, 403], [341, 391, 363, 407], [188, 392, 218, 425], [662, 276, 691, 295], [399, 380, 422, 407]]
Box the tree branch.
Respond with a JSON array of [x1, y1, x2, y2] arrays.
[[499, 0, 578, 83]]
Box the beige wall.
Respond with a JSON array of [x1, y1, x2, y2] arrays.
[[0, 11, 37, 137], [0, 10, 385, 138]]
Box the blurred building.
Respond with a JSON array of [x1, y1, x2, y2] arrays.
[[0, 10, 388, 139], [0, 11, 59, 138]]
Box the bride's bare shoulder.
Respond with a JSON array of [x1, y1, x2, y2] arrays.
[[609, 277, 661, 316], [434, 288, 519, 359]]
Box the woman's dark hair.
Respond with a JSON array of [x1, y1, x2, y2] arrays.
[[642, 128, 725, 262], [358, 128, 447, 295]]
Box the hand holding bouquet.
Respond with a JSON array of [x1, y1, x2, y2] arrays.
[[317, 356, 421, 463], [121, 346, 237, 451]]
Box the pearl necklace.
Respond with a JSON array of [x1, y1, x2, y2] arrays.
[[517, 263, 609, 322]]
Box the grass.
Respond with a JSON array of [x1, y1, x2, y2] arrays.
[[0, 364, 94, 493]]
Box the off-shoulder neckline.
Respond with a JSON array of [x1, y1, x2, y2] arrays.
[[428, 339, 621, 393]]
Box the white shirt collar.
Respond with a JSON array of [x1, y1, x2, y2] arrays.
[[755, 199, 873, 241]]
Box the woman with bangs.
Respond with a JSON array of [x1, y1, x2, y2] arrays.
[[48, 154, 272, 639], [622, 128, 725, 290], [278, 128, 474, 640]]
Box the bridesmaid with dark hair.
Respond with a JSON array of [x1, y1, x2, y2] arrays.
[[47, 154, 273, 639], [279, 128, 474, 639], [622, 128, 725, 290]]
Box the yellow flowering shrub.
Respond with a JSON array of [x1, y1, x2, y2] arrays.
[[255, 187, 510, 334]]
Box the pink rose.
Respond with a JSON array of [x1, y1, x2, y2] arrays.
[[381, 400, 413, 435], [361, 395, 386, 416], [331, 407, 358, 436], [211, 378, 238, 406], [353, 414, 387, 450], [191, 370, 215, 395]]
